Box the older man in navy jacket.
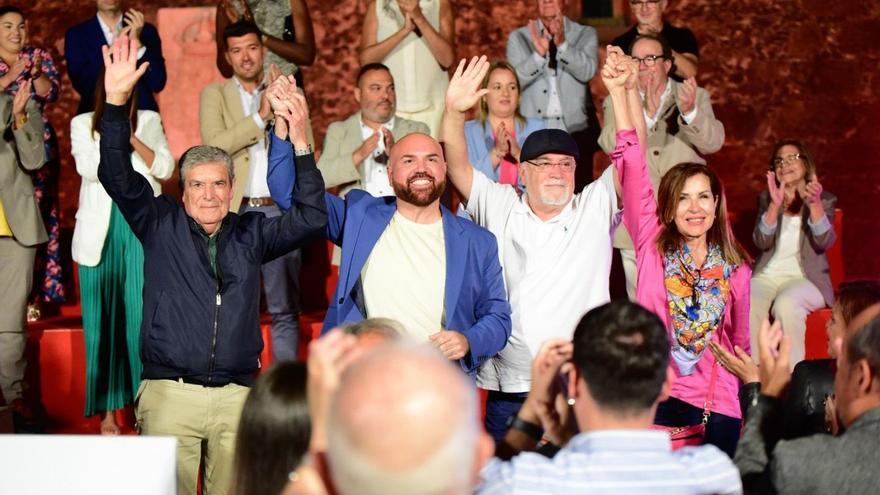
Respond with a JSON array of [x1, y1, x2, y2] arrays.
[[97, 37, 325, 495], [267, 78, 511, 377]]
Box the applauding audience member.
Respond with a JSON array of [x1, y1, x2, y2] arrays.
[[612, 0, 699, 80], [70, 70, 173, 434], [443, 56, 622, 442], [507, 0, 598, 169], [0, 6, 66, 315], [750, 140, 836, 367], [463, 60, 544, 188], [0, 85, 46, 432], [98, 35, 326, 495], [599, 33, 724, 300], [479, 301, 742, 494], [267, 75, 511, 376], [360, 0, 454, 136], [609, 44, 750, 458], [735, 306, 880, 494], [65, 0, 166, 114], [318, 63, 429, 200], [215, 0, 316, 85]]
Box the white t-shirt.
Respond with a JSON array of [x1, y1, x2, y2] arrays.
[[361, 212, 446, 341], [466, 168, 621, 392], [763, 215, 804, 277]]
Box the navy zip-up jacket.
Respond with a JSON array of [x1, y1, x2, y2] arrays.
[[97, 103, 326, 386]]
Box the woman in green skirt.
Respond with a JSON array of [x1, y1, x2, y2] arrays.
[[70, 76, 174, 434]]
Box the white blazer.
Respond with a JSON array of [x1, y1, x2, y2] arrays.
[[71, 110, 174, 266]]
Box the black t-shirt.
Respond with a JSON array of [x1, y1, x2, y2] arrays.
[[612, 22, 700, 57]]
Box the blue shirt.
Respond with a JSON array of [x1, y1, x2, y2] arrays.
[[477, 430, 742, 495]]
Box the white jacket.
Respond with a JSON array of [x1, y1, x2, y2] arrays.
[[71, 110, 174, 266]]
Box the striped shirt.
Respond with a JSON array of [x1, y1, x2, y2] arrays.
[[477, 430, 742, 495]]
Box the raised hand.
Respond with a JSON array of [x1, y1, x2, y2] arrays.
[[124, 9, 146, 41], [766, 171, 784, 208], [11, 84, 31, 122], [29, 51, 43, 79], [678, 77, 698, 115], [220, 0, 239, 23], [445, 55, 490, 114], [757, 319, 792, 398], [528, 20, 550, 57], [601, 45, 629, 92], [102, 35, 150, 105], [353, 131, 380, 165], [803, 179, 823, 206]]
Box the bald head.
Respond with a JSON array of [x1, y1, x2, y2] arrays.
[[388, 133, 447, 208], [327, 342, 482, 495]]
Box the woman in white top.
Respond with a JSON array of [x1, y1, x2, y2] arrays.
[[750, 140, 837, 366], [70, 78, 173, 434]]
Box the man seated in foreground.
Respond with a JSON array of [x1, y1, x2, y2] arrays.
[[478, 301, 742, 494]]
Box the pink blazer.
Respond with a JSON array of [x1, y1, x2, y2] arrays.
[[612, 129, 750, 419]]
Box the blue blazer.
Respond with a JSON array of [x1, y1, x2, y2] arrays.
[[268, 133, 512, 375], [464, 117, 545, 183], [65, 16, 167, 114]]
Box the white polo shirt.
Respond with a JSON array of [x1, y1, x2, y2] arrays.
[[466, 167, 621, 392]]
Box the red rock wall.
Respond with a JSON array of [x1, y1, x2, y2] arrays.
[[16, 0, 880, 279]]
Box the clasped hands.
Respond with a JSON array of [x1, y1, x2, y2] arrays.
[[265, 73, 310, 149]]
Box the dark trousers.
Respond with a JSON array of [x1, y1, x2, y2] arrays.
[[654, 396, 742, 458], [484, 390, 529, 444], [241, 203, 302, 362]]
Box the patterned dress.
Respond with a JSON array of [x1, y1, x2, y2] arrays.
[[0, 46, 65, 304]]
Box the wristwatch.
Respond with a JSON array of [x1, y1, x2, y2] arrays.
[[506, 414, 542, 440], [293, 144, 313, 156]]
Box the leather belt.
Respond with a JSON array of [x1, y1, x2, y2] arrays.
[[242, 196, 274, 207], [175, 377, 228, 388]]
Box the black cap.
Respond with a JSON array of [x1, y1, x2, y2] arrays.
[[519, 128, 579, 163]]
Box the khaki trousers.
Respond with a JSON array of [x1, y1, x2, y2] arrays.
[[0, 237, 36, 403], [136, 379, 249, 495], [750, 273, 825, 367]]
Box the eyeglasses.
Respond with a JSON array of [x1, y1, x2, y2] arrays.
[[630, 0, 662, 8], [525, 159, 576, 172], [772, 153, 802, 168], [632, 54, 666, 67]]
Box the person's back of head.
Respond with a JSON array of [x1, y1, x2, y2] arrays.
[[232, 362, 310, 495], [835, 306, 880, 428], [326, 341, 491, 495], [572, 300, 670, 416]]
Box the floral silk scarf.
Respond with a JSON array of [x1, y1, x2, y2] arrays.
[[663, 243, 732, 375]]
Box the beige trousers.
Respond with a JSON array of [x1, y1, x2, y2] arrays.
[[750, 273, 825, 366], [136, 379, 249, 495], [0, 237, 36, 403]]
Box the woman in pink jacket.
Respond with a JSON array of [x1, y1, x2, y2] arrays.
[[603, 47, 751, 457]]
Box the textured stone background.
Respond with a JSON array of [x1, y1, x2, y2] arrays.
[[15, 0, 880, 282]]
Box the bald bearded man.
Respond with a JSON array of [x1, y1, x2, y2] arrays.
[[267, 90, 511, 376]]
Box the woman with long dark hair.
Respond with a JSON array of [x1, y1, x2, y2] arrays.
[[70, 70, 173, 434], [604, 46, 751, 457]]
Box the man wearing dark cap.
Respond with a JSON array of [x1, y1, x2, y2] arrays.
[[443, 56, 622, 442]]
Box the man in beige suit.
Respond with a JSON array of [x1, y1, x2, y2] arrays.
[[599, 34, 724, 299], [318, 63, 429, 200], [199, 20, 304, 362], [0, 87, 46, 431]]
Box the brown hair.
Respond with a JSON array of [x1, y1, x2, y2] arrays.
[[91, 66, 138, 139], [477, 61, 525, 127], [837, 281, 880, 327], [769, 139, 817, 183], [656, 163, 750, 266]]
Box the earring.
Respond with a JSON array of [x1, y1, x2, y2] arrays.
[[567, 397, 576, 406]]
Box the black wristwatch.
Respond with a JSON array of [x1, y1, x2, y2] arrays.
[[506, 414, 542, 440]]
